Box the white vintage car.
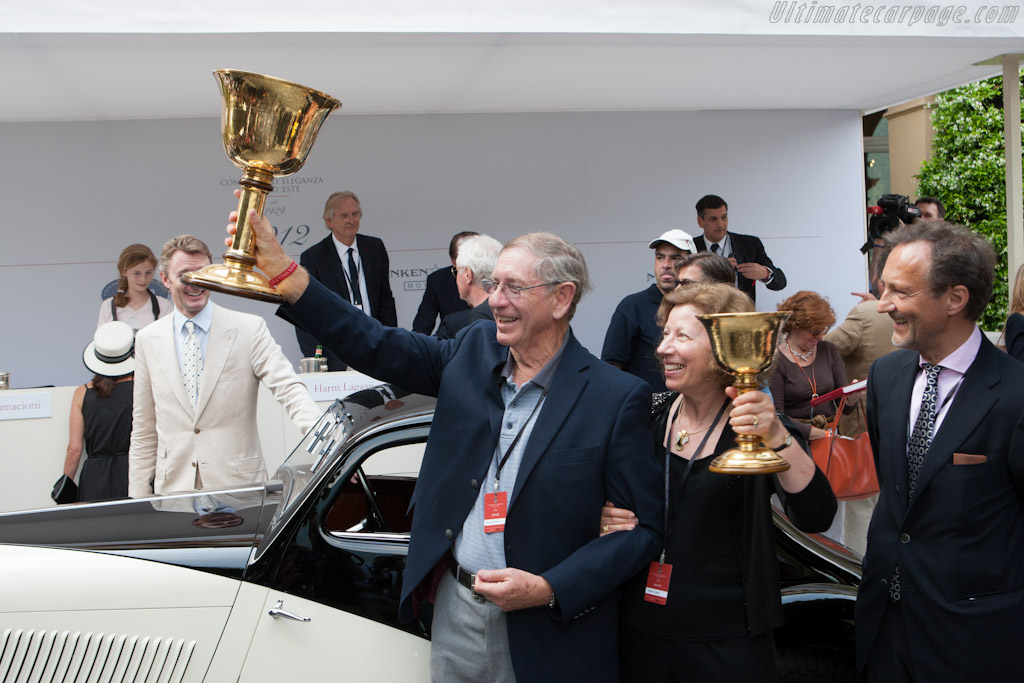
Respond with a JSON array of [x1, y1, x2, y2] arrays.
[[0, 387, 861, 682]]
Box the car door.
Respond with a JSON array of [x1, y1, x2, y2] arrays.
[[237, 416, 431, 681]]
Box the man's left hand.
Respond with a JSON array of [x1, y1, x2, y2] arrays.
[[473, 568, 554, 611], [736, 262, 769, 281]]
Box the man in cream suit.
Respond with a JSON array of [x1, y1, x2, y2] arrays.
[[128, 235, 321, 498]]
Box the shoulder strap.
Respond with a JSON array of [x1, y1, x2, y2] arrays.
[[111, 296, 117, 320], [149, 290, 159, 319]]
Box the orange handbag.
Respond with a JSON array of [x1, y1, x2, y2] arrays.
[[809, 396, 879, 501]]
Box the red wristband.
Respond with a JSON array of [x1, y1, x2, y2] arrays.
[[269, 261, 298, 287]]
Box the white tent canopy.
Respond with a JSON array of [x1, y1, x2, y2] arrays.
[[3, 0, 1023, 122]]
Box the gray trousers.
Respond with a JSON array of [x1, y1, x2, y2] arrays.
[[430, 570, 517, 683]]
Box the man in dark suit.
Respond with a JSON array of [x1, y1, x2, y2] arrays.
[[232, 207, 663, 683], [412, 231, 477, 334], [857, 220, 1024, 682], [296, 191, 397, 370], [692, 194, 786, 304]]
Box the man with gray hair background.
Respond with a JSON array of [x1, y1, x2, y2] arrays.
[[437, 233, 503, 339], [294, 190, 397, 370]]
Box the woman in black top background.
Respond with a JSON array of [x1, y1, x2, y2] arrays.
[[62, 321, 136, 502]]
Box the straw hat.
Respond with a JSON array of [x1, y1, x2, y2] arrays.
[[83, 321, 136, 377]]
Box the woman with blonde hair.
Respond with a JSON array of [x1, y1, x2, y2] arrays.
[[96, 243, 172, 330], [1003, 263, 1024, 363]]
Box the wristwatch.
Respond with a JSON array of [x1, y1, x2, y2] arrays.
[[767, 432, 793, 451], [548, 591, 557, 609]]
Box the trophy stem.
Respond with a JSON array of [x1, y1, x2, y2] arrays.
[[181, 167, 282, 304], [707, 370, 791, 475], [225, 169, 274, 265]]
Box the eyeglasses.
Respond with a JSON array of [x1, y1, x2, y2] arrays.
[[479, 278, 560, 298], [451, 266, 459, 276]]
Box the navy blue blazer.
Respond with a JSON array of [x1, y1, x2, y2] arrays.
[[694, 232, 786, 303], [295, 233, 397, 370], [284, 277, 664, 683], [856, 337, 1024, 681], [411, 267, 469, 334]]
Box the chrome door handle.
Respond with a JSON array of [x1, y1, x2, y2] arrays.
[[268, 599, 311, 622]]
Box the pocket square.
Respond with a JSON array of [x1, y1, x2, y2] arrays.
[[952, 452, 987, 465]]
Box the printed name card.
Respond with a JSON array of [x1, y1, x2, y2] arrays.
[[0, 392, 52, 421], [301, 371, 383, 402]]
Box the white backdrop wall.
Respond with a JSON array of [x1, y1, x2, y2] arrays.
[[0, 109, 866, 389]]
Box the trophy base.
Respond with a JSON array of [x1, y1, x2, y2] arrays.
[[708, 446, 791, 475], [182, 264, 284, 304]]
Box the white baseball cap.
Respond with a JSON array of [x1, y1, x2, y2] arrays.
[[649, 229, 697, 254]]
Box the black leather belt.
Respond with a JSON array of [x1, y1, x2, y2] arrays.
[[450, 562, 487, 602]]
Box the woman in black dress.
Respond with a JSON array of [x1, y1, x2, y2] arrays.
[[62, 321, 136, 502], [601, 283, 836, 681]]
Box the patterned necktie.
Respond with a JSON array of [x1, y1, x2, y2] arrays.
[[907, 362, 943, 499], [346, 247, 363, 307], [889, 362, 943, 602], [182, 320, 203, 412]]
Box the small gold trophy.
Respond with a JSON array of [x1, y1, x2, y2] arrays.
[[183, 70, 341, 302], [698, 311, 792, 475]]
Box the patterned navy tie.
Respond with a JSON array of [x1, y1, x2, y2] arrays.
[[890, 362, 943, 601], [907, 363, 943, 499]]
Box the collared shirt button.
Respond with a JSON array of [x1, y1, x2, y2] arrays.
[[191, 462, 197, 468], [900, 533, 911, 544], [506, 421, 513, 430], [445, 529, 453, 540], [194, 428, 200, 434], [471, 479, 479, 489]]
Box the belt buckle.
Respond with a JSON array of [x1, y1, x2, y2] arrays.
[[467, 570, 486, 603]]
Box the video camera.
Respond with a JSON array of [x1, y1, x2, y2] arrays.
[[860, 194, 923, 254]]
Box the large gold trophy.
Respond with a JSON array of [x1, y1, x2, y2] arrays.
[[698, 311, 792, 475], [183, 70, 342, 303]]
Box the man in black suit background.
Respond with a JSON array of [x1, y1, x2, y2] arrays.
[[692, 194, 786, 304], [857, 220, 1024, 682], [411, 231, 477, 334], [296, 190, 397, 370]]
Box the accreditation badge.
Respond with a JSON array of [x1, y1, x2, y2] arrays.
[[483, 491, 508, 533], [643, 561, 672, 605]]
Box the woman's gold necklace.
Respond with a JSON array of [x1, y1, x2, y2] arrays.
[[674, 402, 719, 449]]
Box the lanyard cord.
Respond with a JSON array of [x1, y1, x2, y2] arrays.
[[659, 396, 731, 564], [494, 385, 550, 493]]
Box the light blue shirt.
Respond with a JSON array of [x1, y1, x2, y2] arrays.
[[172, 302, 212, 373], [453, 333, 570, 573]]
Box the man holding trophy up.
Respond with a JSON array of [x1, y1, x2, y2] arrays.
[[226, 198, 664, 683]]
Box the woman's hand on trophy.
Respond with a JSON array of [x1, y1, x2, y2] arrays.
[[726, 388, 782, 442], [727, 387, 817, 491], [225, 190, 310, 302]]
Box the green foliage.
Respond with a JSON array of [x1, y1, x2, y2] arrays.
[[916, 69, 1024, 331]]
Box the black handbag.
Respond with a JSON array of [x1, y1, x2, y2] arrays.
[[51, 475, 78, 504]]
